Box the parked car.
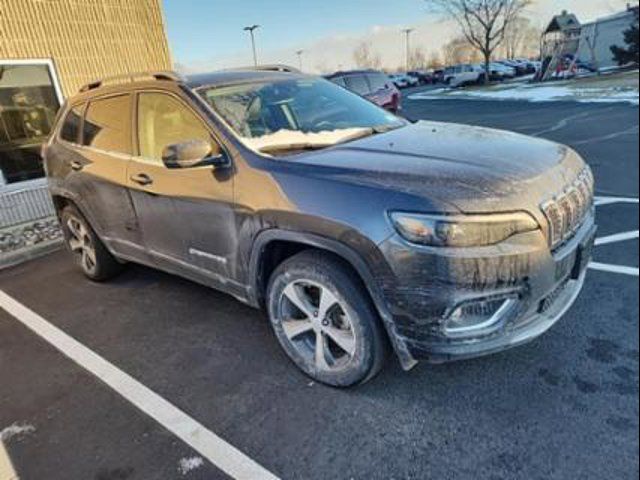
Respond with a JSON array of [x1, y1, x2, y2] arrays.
[[407, 70, 434, 85], [389, 73, 417, 89], [488, 62, 516, 79], [326, 70, 401, 113], [432, 69, 445, 84], [443, 64, 486, 87], [44, 69, 596, 387]]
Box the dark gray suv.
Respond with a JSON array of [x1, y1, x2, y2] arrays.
[[44, 70, 596, 386]]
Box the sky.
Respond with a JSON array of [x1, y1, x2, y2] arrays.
[[162, 0, 633, 73]]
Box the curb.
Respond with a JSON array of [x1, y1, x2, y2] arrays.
[[0, 239, 64, 270]]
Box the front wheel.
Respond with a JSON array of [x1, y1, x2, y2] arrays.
[[266, 250, 388, 387]]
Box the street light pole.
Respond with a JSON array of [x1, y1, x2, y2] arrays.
[[295, 49, 304, 71], [402, 28, 414, 71], [243, 24, 260, 67]]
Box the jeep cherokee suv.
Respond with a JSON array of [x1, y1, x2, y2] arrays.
[[44, 70, 596, 387]]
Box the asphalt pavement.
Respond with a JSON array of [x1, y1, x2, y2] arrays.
[[1, 93, 638, 480]]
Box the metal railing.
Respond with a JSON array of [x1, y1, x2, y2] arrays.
[[0, 182, 55, 228]]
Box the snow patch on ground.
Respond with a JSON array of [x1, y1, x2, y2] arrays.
[[178, 456, 204, 475], [409, 82, 639, 105], [0, 423, 35, 442]]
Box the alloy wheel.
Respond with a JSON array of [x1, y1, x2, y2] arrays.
[[66, 216, 97, 275], [277, 279, 357, 371]]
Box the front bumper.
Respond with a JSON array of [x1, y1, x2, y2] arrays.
[[378, 211, 596, 364]]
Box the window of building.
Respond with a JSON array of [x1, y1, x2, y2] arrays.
[[60, 104, 84, 144], [82, 94, 131, 155], [137, 93, 213, 162], [0, 63, 61, 186]]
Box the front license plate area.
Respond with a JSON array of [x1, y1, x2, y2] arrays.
[[571, 229, 596, 279]]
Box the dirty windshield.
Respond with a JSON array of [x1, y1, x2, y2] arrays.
[[198, 78, 405, 154]]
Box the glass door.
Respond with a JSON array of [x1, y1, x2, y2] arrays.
[[0, 60, 63, 187]]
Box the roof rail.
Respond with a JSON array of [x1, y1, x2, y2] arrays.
[[225, 64, 301, 74], [79, 71, 184, 93]]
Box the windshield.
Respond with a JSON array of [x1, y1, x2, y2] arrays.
[[197, 77, 405, 154]]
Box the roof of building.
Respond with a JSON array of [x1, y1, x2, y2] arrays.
[[544, 10, 581, 34]]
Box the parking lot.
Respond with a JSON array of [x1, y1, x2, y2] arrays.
[[1, 96, 638, 479]]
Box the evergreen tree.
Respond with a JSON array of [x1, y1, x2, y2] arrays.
[[610, 9, 639, 66]]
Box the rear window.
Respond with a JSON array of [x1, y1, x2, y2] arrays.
[[82, 94, 131, 155], [329, 76, 347, 88], [366, 73, 389, 91], [60, 104, 83, 143], [343, 75, 370, 96]]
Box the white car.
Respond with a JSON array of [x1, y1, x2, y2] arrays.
[[488, 62, 516, 79], [443, 64, 486, 87], [389, 73, 418, 89]]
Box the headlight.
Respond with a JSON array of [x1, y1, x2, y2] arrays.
[[390, 212, 539, 247]]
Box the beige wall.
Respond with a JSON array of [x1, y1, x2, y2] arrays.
[[0, 0, 172, 97]]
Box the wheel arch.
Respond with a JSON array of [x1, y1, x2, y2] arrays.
[[248, 229, 417, 370]]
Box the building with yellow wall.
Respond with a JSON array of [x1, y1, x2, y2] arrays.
[[0, 0, 172, 229]]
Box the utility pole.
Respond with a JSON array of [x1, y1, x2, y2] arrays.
[[402, 28, 414, 71], [296, 49, 304, 71], [243, 24, 260, 67]]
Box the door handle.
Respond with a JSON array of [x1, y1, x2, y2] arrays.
[[70, 160, 83, 171], [130, 173, 153, 186]]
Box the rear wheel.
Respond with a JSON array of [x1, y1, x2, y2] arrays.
[[266, 250, 387, 387], [60, 205, 123, 281]]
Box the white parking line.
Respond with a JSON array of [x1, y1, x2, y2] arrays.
[[594, 196, 639, 206], [595, 230, 639, 246], [588, 262, 639, 277], [0, 440, 18, 480], [0, 290, 279, 480]]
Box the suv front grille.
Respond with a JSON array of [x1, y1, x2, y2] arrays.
[[541, 167, 594, 248]]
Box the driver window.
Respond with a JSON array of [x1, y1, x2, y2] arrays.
[[137, 92, 215, 162]]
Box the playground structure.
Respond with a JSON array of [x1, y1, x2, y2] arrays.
[[536, 11, 582, 81]]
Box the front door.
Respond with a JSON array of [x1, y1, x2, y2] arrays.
[[126, 90, 234, 283]]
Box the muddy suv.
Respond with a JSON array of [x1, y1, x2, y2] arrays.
[[44, 70, 596, 387]]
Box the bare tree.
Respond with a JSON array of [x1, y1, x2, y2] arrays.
[[353, 42, 382, 69], [503, 17, 541, 59], [427, 52, 444, 69], [442, 36, 482, 65], [426, 0, 531, 83], [409, 46, 428, 69]]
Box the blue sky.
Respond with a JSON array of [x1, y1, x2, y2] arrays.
[[163, 0, 433, 65], [162, 0, 629, 72]]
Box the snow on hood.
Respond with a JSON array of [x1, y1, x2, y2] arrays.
[[242, 128, 372, 152]]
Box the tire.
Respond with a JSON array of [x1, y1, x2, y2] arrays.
[[266, 250, 388, 387], [60, 205, 123, 281]]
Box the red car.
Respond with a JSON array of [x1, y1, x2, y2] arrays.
[[325, 70, 401, 113]]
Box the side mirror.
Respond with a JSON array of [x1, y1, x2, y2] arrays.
[[161, 139, 229, 169]]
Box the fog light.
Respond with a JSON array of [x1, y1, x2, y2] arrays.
[[444, 297, 517, 338]]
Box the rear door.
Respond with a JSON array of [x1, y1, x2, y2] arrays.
[[66, 93, 143, 259], [127, 90, 234, 282]]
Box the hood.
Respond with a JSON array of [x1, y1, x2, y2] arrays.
[[292, 120, 586, 215]]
